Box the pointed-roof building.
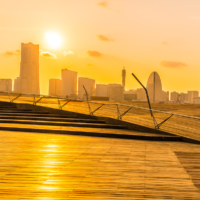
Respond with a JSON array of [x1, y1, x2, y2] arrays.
[[146, 72, 162, 103]]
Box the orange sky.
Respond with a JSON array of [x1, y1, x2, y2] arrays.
[[1, 0, 200, 94]]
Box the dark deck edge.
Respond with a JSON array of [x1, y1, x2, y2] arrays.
[[0, 127, 182, 141], [0, 120, 127, 129]]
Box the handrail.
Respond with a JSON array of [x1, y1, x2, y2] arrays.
[[0, 91, 200, 121]]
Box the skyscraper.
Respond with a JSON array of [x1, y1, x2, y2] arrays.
[[162, 91, 169, 103], [146, 72, 162, 103], [180, 93, 188, 103], [61, 69, 77, 98], [96, 84, 108, 97], [170, 91, 179, 102], [108, 84, 124, 101], [122, 67, 126, 89], [188, 91, 199, 103], [14, 43, 40, 94], [78, 77, 95, 99], [49, 79, 62, 97]]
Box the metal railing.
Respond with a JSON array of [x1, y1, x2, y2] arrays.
[[0, 91, 200, 141]]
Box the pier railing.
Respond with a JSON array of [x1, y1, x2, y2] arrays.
[[0, 91, 200, 141]]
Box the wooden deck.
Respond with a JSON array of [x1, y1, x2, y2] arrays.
[[0, 131, 200, 199], [175, 152, 200, 191]]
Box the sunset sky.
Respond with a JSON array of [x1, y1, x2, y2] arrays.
[[1, 0, 200, 94]]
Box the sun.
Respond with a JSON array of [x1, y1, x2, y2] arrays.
[[45, 31, 62, 49]]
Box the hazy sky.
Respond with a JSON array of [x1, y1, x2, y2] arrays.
[[1, 0, 200, 94]]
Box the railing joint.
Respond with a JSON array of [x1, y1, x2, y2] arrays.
[[33, 96, 44, 105], [90, 104, 104, 115], [117, 107, 132, 120], [155, 114, 174, 129], [10, 94, 22, 103], [60, 100, 71, 110]]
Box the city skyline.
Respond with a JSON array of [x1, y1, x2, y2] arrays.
[[47, 66, 199, 103], [0, 43, 199, 104], [0, 44, 199, 103], [2, 40, 200, 95], [1, 0, 200, 94]]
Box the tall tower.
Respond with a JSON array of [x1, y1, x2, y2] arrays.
[[122, 67, 126, 90], [15, 43, 40, 94], [61, 69, 78, 97]]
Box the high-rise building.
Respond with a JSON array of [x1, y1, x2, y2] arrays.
[[0, 79, 12, 92], [180, 93, 188, 103], [49, 79, 62, 97], [14, 77, 20, 92], [108, 84, 124, 101], [78, 77, 95, 99], [162, 91, 169, 103], [166, 91, 169, 103], [188, 91, 199, 103], [170, 91, 179, 102], [122, 67, 126, 89], [61, 69, 77, 98], [146, 72, 162, 103], [96, 84, 108, 97], [14, 42, 40, 94]]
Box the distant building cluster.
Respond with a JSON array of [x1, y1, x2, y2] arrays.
[[1, 42, 200, 104], [170, 91, 199, 104], [124, 72, 169, 103], [49, 69, 200, 103], [49, 70, 124, 101]]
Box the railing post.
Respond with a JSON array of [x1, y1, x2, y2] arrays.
[[8, 93, 11, 102], [83, 85, 92, 114], [132, 73, 158, 128], [58, 97, 61, 109], [33, 95, 35, 105], [117, 104, 120, 119]]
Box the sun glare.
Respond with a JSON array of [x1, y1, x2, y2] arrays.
[[45, 31, 62, 49]]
